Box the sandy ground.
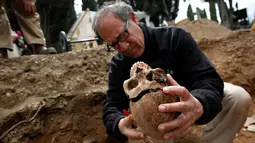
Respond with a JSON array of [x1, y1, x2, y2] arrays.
[[0, 19, 254, 143]]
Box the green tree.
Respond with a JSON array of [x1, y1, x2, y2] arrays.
[[201, 9, 208, 19], [36, 0, 77, 50], [187, 4, 194, 21], [205, 0, 218, 22]]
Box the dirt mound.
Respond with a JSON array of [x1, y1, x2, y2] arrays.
[[0, 30, 255, 143], [175, 18, 231, 40], [199, 30, 255, 96], [0, 47, 114, 143], [199, 29, 255, 143]]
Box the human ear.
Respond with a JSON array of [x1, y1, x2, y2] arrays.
[[129, 12, 139, 25]]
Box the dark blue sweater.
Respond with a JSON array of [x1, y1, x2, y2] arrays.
[[102, 23, 224, 140]]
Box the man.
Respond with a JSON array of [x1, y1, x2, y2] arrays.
[[0, 0, 56, 58], [94, 2, 251, 143]]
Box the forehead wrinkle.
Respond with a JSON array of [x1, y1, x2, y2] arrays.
[[101, 21, 125, 43], [104, 28, 122, 43], [97, 12, 127, 41]]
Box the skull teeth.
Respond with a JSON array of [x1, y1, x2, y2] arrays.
[[130, 61, 151, 77]]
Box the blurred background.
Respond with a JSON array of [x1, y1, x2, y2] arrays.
[[4, 0, 255, 52]]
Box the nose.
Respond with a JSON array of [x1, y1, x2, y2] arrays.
[[117, 42, 129, 53]]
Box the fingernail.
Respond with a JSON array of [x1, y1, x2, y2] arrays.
[[164, 135, 170, 139], [159, 105, 165, 111], [162, 87, 169, 92], [158, 125, 165, 131]]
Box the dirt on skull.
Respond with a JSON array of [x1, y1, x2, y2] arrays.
[[0, 29, 255, 143]]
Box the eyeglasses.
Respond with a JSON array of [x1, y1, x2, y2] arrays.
[[107, 20, 130, 50]]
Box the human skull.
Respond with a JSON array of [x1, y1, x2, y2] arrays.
[[123, 62, 180, 139]]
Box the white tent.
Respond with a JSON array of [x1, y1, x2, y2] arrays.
[[67, 8, 97, 51], [67, 8, 96, 41]]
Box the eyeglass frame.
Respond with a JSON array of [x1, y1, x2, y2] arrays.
[[106, 19, 130, 50]]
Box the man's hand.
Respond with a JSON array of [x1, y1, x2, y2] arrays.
[[22, 0, 36, 15], [118, 114, 144, 140], [158, 74, 204, 139]]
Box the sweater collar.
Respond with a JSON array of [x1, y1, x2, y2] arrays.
[[137, 23, 154, 60], [121, 23, 155, 61]]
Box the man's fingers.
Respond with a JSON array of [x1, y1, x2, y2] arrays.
[[163, 86, 191, 100], [22, 0, 36, 14], [27, 5, 31, 13], [24, 4, 31, 14], [32, 6, 36, 14], [159, 102, 188, 112], [125, 114, 135, 125], [123, 128, 144, 140], [167, 74, 179, 86], [158, 113, 186, 132], [163, 119, 193, 139], [23, 4, 28, 13], [119, 115, 144, 139]]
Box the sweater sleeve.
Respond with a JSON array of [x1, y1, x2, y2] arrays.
[[102, 55, 129, 139], [171, 29, 224, 124]]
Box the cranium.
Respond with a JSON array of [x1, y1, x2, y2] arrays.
[[123, 61, 179, 139]]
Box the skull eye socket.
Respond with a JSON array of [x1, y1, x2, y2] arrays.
[[146, 72, 153, 81], [136, 67, 143, 74], [128, 79, 138, 90]]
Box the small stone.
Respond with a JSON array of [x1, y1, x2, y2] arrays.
[[63, 100, 68, 106], [6, 92, 11, 97], [247, 125, 255, 132]]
